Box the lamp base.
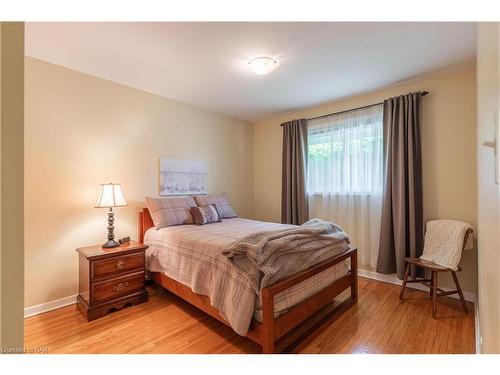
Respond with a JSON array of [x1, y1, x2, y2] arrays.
[[102, 240, 120, 248]]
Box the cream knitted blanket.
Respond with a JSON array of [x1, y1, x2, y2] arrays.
[[420, 220, 473, 270]]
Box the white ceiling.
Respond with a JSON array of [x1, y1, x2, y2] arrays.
[[25, 22, 476, 121]]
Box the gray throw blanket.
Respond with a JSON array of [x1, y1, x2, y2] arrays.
[[222, 218, 350, 294]]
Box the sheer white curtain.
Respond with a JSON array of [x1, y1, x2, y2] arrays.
[[307, 104, 383, 269]]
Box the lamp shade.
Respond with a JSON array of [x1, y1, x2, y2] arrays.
[[95, 183, 127, 208]]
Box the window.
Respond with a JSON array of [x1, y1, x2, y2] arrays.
[[307, 104, 384, 195]]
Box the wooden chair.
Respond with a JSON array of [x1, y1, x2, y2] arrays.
[[399, 226, 472, 319]]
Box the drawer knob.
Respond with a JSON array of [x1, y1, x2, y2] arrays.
[[113, 282, 129, 292], [116, 259, 126, 270]]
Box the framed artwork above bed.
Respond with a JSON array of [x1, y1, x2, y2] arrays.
[[159, 158, 208, 195]]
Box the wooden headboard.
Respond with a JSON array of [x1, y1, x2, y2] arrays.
[[138, 208, 154, 243]]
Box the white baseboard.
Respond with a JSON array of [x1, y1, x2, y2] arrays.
[[358, 269, 476, 302], [24, 294, 77, 318]]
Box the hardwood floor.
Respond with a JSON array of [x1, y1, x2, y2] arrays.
[[24, 277, 475, 354]]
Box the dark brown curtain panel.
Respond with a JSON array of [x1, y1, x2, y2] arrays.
[[377, 92, 424, 279], [281, 119, 309, 225]]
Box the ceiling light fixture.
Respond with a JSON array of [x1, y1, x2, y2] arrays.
[[248, 56, 278, 75]]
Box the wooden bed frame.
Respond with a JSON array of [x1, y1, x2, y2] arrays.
[[138, 208, 358, 353]]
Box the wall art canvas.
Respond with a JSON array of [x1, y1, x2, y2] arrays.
[[159, 158, 208, 195]]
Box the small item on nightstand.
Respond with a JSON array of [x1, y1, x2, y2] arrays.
[[118, 236, 130, 244]]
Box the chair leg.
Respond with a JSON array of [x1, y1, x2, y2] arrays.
[[431, 271, 437, 319], [429, 271, 434, 298], [399, 263, 411, 300], [451, 271, 469, 314]]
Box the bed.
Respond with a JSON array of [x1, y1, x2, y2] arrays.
[[138, 208, 357, 353]]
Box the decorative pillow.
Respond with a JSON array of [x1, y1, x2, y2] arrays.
[[190, 204, 222, 225], [145, 196, 197, 228], [194, 193, 237, 219]]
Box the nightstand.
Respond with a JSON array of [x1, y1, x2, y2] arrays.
[[76, 240, 149, 321]]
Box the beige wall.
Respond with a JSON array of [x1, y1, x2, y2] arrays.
[[476, 23, 500, 353], [1, 22, 25, 350], [253, 66, 478, 294], [25, 57, 253, 308]]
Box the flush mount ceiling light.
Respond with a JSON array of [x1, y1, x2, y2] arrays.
[[248, 56, 278, 75]]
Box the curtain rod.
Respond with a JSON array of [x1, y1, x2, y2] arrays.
[[281, 91, 429, 125]]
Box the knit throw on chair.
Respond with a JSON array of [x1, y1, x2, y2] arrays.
[[420, 220, 473, 271]]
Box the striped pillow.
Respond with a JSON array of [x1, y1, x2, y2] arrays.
[[190, 204, 222, 225], [145, 196, 197, 228], [194, 193, 237, 219]]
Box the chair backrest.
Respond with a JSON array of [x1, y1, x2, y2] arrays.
[[421, 220, 473, 270]]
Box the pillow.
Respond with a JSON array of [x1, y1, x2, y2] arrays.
[[194, 193, 237, 219], [190, 204, 222, 225], [145, 196, 197, 228]]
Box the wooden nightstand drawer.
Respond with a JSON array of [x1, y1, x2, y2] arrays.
[[91, 252, 145, 280], [92, 271, 145, 304]]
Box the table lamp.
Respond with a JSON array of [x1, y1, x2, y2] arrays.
[[95, 183, 127, 248]]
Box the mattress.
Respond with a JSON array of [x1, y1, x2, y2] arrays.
[[144, 218, 349, 333]]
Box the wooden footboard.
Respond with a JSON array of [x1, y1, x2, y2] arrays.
[[140, 208, 357, 353], [260, 246, 357, 353]]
